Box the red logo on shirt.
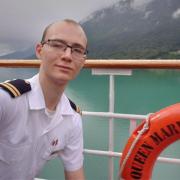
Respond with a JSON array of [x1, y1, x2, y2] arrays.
[[51, 139, 58, 146]]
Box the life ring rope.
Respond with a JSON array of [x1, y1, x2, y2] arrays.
[[119, 113, 152, 178], [120, 103, 180, 180]]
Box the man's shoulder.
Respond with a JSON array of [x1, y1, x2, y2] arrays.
[[0, 79, 31, 98], [68, 98, 81, 115]]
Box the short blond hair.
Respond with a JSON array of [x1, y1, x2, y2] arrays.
[[41, 19, 85, 43]]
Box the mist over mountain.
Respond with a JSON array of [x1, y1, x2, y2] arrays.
[[0, 46, 36, 59], [1, 0, 180, 60], [82, 0, 180, 59]]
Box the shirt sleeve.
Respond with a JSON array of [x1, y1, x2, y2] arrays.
[[59, 114, 84, 171], [0, 89, 14, 128], [0, 89, 6, 123], [0, 95, 2, 122]]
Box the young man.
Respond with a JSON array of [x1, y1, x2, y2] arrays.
[[0, 19, 87, 180]]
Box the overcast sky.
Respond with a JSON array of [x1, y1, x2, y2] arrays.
[[0, 0, 119, 55], [1, 0, 179, 56]]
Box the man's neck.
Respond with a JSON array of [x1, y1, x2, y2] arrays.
[[39, 73, 67, 111]]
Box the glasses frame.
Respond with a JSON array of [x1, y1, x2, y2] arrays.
[[41, 39, 88, 59]]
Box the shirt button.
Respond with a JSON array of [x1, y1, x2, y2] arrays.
[[43, 129, 48, 134]]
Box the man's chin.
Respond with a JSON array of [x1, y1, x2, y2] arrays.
[[53, 75, 73, 84]]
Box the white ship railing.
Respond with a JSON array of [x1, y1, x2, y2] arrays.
[[0, 59, 180, 180]]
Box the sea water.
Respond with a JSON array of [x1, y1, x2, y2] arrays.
[[0, 68, 179, 180]]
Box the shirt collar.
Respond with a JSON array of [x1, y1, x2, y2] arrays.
[[27, 74, 74, 115], [27, 74, 45, 110], [57, 94, 74, 115]]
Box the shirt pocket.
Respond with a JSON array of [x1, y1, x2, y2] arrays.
[[42, 138, 63, 161], [42, 149, 61, 161], [41, 132, 65, 161], [0, 142, 29, 164]]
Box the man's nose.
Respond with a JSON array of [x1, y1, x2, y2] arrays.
[[61, 47, 73, 61], [65, 46, 72, 54]]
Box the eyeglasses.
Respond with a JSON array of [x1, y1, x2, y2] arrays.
[[41, 39, 88, 59]]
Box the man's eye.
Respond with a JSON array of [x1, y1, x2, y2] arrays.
[[51, 43, 64, 48], [73, 48, 84, 54]]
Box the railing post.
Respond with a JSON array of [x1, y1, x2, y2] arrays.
[[129, 119, 137, 136], [92, 68, 132, 180], [1, 61, 180, 179], [109, 74, 115, 180]]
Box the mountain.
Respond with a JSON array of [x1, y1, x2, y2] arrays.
[[0, 46, 36, 59], [1, 0, 180, 60], [81, 0, 180, 59]]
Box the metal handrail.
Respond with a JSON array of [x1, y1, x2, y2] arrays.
[[1, 59, 180, 179], [0, 59, 180, 69]]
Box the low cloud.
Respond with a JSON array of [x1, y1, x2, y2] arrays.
[[172, 8, 180, 19], [0, 0, 118, 56], [131, 0, 154, 11]]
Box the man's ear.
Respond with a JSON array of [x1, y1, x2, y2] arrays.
[[35, 43, 43, 59], [81, 57, 86, 67]]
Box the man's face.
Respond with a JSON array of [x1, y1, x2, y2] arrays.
[[36, 22, 87, 85]]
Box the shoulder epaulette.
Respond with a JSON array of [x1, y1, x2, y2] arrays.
[[0, 79, 31, 98], [68, 98, 81, 115]]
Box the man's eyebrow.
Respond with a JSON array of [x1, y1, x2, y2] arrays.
[[71, 43, 85, 49], [51, 39, 66, 43], [52, 38, 85, 49]]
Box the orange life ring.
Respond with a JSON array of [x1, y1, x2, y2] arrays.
[[120, 103, 180, 180]]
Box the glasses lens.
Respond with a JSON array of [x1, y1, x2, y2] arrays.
[[48, 40, 66, 51], [72, 47, 86, 58], [43, 39, 87, 59]]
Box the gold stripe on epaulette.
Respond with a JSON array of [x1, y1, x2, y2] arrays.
[[76, 106, 82, 115], [0, 83, 19, 97], [5, 82, 21, 96]]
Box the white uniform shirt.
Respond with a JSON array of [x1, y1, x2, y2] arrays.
[[0, 74, 83, 180]]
